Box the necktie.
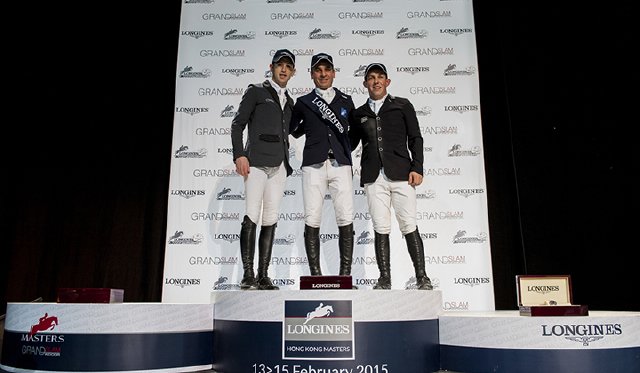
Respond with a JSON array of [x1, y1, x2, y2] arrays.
[[280, 91, 286, 109]]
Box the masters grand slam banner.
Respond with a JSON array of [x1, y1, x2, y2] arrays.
[[162, 0, 495, 311]]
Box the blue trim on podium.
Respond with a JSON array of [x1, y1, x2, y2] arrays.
[[440, 345, 640, 373], [213, 319, 440, 373], [1, 331, 213, 371]]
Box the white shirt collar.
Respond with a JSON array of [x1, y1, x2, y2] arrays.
[[315, 87, 335, 101], [369, 94, 388, 106], [269, 79, 287, 95]]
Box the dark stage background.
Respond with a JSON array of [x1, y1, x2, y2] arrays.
[[2, 2, 637, 316]]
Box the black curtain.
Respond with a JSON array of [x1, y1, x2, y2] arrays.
[[2, 2, 638, 316], [475, 3, 637, 310]]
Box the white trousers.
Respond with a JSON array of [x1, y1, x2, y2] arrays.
[[302, 159, 354, 228], [364, 170, 417, 235], [244, 163, 286, 226]]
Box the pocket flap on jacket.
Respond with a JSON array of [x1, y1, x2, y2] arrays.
[[259, 134, 281, 142]]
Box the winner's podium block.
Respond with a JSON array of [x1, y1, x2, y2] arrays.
[[439, 310, 640, 373], [211, 289, 443, 373], [1, 303, 214, 372]]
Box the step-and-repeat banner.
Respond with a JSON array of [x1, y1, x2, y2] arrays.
[[162, 0, 495, 311]]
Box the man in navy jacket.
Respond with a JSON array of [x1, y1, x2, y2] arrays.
[[290, 53, 356, 282], [231, 49, 296, 290], [349, 63, 432, 290]]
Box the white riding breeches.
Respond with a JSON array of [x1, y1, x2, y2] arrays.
[[301, 159, 354, 228], [363, 170, 417, 235], [244, 163, 286, 226]]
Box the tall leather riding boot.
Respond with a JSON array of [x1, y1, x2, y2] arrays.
[[338, 223, 354, 276], [304, 225, 322, 275], [257, 223, 279, 290], [239, 215, 257, 290], [338, 223, 357, 289], [405, 228, 433, 290], [373, 232, 391, 289]]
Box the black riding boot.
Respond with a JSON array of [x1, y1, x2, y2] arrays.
[[239, 215, 257, 290], [304, 225, 322, 275], [256, 223, 279, 290], [338, 223, 354, 276], [405, 228, 433, 290], [373, 232, 391, 289], [338, 223, 357, 289]]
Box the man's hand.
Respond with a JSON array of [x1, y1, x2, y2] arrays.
[[408, 171, 423, 187], [235, 156, 250, 177]]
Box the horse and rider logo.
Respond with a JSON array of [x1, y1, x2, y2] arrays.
[[30, 313, 58, 336], [303, 302, 334, 325]]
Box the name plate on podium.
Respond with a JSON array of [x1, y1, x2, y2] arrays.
[[516, 275, 588, 316], [519, 304, 590, 317], [299, 275, 353, 289], [57, 288, 124, 303]]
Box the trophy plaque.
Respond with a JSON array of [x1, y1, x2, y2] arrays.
[[516, 275, 588, 316], [299, 275, 353, 290]]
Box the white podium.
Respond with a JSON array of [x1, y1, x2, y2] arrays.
[[439, 310, 640, 373], [1, 303, 214, 373], [211, 289, 443, 373], [5, 296, 634, 373]]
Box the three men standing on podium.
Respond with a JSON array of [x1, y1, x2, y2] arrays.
[[231, 51, 432, 291]]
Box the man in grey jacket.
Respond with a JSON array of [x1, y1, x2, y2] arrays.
[[231, 49, 296, 290]]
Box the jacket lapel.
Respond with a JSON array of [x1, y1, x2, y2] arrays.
[[262, 80, 280, 106]]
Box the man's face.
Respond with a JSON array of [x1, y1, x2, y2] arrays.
[[311, 62, 335, 90], [270, 58, 295, 88], [363, 70, 390, 101]]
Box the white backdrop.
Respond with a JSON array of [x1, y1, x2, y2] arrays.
[[162, 0, 495, 311]]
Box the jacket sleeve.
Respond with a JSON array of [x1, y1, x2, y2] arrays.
[[348, 108, 362, 151], [231, 85, 258, 161], [289, 100, 305, 139], [403, 100, 424, 175]]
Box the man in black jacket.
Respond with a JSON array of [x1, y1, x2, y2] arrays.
[[349, 63, 433, 290], [290, 53, 356, 282], [231, 49, 296, 290]]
